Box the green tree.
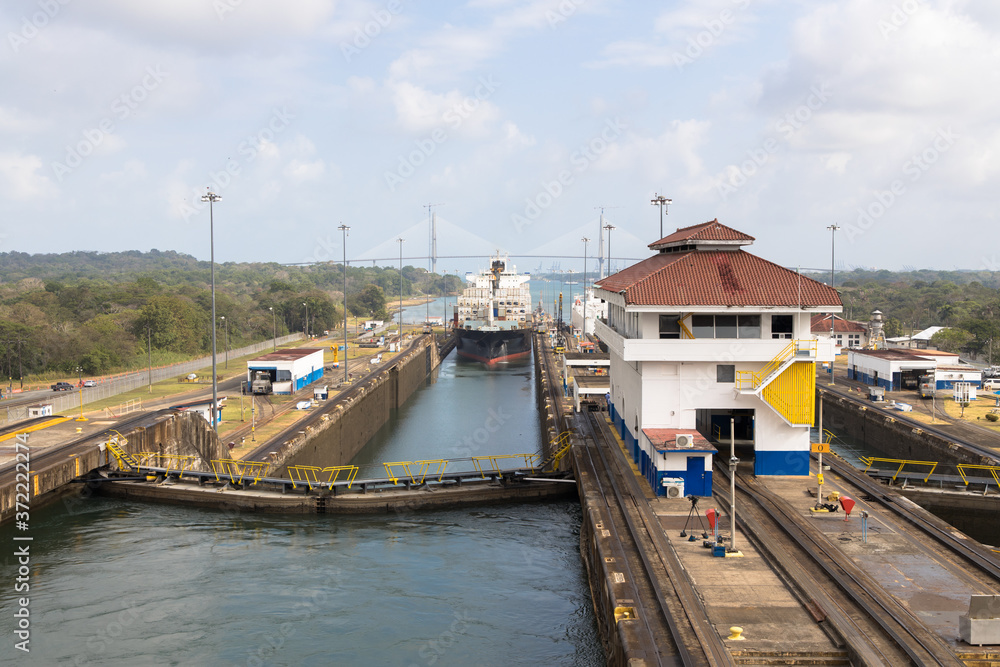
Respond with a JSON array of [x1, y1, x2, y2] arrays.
[[929, 328, 973, 354]]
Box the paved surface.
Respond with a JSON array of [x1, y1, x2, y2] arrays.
[[600, 414, 841, 655], [765, 465, 998, 647]]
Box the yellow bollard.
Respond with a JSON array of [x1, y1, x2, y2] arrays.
[[727, 626, 746, 641]]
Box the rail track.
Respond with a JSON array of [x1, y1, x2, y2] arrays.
[[717, 463, 965, 666], [536, 331, 732, 665]]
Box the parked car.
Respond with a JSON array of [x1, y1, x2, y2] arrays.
[[83, 380, 96, 387], [51, 381, 74, 391]]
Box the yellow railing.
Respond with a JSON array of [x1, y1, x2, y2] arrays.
[[860, 457, 938, 482], [472, 453, 540, 478], [821, 429, 835, 445], [761, 361, 815, 426], [547, 432, 574, 471], [135, 452, 198, 476], [735, 339, 817, 391], [957, 464, 1000, 488], [382, 460, 449, 486], [288, 465, 359, 490], [210, 459, 270, 485], [105, 431, 139, 470]]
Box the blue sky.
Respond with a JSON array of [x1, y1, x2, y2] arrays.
[[1, 0, 997, 275]]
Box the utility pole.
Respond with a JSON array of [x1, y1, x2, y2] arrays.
[[604, 222, 616, 276], [201, 188, 221, 435], [827, 224, 840, 386], [582, 238, 590, 338], [339, 223, 350, 384], [594, 206, 622, 279], [651, 193, 672, 239], [397, 237, 405, 337]]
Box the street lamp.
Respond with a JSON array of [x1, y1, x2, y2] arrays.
[[581, 237, 590, 339], [827, 223, 840, 386], [397, 237, 405, 337], [269, 307, 276, 351], [220, 316, 229, 369], [302, 302, 308, 338], [651, 193, 672, 239], [146, 325, 152, 393], [603, 223, 616, 275], [201, 188, 221, 434], [75, 365, 86, 422], [339, 223, 350, 384]]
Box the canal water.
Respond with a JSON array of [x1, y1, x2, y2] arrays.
[[0, 351, 605, 666]]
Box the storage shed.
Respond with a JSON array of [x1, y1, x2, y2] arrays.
[[247, 348, 324, 395]]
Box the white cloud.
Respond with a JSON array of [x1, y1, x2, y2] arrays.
[[0, 151, 55, 199], [389, 81, 500, 136]]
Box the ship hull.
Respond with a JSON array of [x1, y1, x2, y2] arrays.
[[454, 328, 532, 364]]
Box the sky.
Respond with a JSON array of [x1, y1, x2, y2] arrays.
[[1, 0, 998, 277]]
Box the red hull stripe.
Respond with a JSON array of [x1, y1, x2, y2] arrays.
[[456, 349, 531, 365]]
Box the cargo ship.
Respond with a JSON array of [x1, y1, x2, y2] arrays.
[[454, 254, 532, 364]]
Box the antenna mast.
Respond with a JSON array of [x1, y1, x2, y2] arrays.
[[424, 203, 444, 274]]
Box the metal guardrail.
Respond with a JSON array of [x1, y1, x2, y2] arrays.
[[383, 460, 449, 486], [210, 459, 270, 486], [860, 456, 939, 482], [288, 465, 359, 490], [472, 454, 540, 478], [957, 464, 1000, 488], [735, 339, 817, 391]]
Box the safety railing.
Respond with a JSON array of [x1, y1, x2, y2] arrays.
[[135, 452, 198, 476], [860, 456, 938, 482], [957, 464, 1000, 489], [104, 431, 139, 471], [735, 339, 817, 391], [383, 460, 449, 486], [210, 459, 271, 486], [537, 431, 573, 471], [287, 465, 359, 490], [472, 453, 540, 478]]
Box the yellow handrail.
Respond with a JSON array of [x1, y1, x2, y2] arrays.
[[860, 456, 937, 482], [735, 339, 817, 391], [472, 453, 540, 478], [957, 464, 1000, 488], [288, 465, 359, 490], [210, 459, 270, 485]]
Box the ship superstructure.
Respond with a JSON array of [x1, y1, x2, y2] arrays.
[[454, 254, 532, 363]]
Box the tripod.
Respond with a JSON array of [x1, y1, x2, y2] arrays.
[[679, 495, 709, 540]]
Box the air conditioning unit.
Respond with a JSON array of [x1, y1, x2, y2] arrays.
[[675, 434, 695, 448], [662, 478, 685, 498]]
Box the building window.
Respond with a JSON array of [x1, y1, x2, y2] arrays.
[[659, 314, 680, 339], [692, 314, 762, 339], [692, 314, 714, 338], [738, 315, 761, 339], [771, 315, 793, 339], [717, 365, 735, 383]]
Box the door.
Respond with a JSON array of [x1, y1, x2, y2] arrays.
[[686, 456, 705, 497]]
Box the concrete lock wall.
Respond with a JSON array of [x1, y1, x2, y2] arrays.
[[819, 391, 999, 466], [1, 410, 227, 525], [272, 336, 441, 473]]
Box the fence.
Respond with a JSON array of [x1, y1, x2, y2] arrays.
[[1, 333, 304, 426]]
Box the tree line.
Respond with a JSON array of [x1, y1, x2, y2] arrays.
[[0, 250, 463, 379]]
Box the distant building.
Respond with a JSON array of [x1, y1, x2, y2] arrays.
[[886, 326, 948, 350], [246, 348, 324, 395], [847, 348, 980, 390], [170, 397, 226, 425], [811, 314, 868, 349], [594, 219, 840, 489]]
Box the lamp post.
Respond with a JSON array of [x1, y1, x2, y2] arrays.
[[146, 325, 152, 393], [201, 188, 221, 434], [397, 237, 405, 338], [220, 316, 229, 369], [603, 223, 616, 276], [339, 223, 350, 384], [827, 224, 840, 386], [651, 193, 672, 239], [269, 307, 276, 351], [75, 365, 86, 421], [302, 302, 308, 338], [581, 237, 590, 339]]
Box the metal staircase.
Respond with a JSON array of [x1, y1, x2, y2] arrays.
[[735, 340, 817, 427]]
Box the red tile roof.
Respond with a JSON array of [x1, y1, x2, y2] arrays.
[[595, 249, 841, 307], [649, 219, 755, 249], [811, 314, 867, 333]]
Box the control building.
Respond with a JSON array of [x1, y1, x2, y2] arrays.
[[593, 219, 841, 493]]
